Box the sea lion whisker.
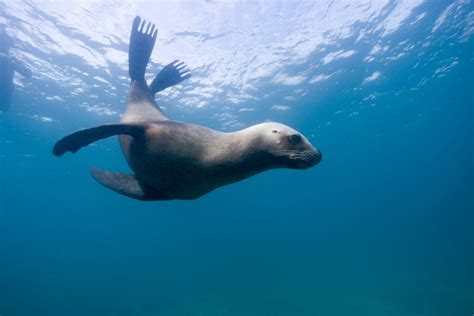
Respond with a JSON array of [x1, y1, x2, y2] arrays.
[[268, 149, 297, 157], [269, 149, 312, 157], [268, 148, 318, 163]]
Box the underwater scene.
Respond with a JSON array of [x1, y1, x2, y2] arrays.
[[0, 1, 473, 315]]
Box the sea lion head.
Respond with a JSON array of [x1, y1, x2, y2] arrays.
[[260, 122, 322, 170]]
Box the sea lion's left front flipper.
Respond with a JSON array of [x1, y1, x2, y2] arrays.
[[90, 167, 169, 201], [150, 60, 191, 95], [53, 123, 148, 156]]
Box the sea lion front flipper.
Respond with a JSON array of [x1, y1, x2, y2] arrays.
[[90, 167, 169, 201], [53, 123, 148, 157], [150, 60, 191, 95], [129, 16, 157, 83]]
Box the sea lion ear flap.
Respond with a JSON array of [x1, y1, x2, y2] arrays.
[[52, 123, 149, 156]]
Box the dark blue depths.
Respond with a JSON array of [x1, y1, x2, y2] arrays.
[[0, 2, 472, 316]]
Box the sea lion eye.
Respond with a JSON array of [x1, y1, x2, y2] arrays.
[[272, 130, 278, 133], [289, 134, 302, 143]]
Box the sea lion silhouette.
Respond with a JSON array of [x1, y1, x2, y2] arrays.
[[53, 16, 322, 201]]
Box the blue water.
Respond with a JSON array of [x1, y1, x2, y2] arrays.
[[1, 1, 473, 315]]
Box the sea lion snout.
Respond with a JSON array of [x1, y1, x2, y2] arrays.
[[312, 148, 323, 165], [276, 143, 321, 169], [291, 147, 322, 169]]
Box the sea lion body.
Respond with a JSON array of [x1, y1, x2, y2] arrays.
[[120, 119, 309, 200], [122, 121, 248, 200]]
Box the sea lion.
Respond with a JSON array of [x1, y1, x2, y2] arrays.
[[53, 16, 322, 201]]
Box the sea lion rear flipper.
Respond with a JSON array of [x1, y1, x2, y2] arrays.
[[150, 60, 191, 95], [53, 123, 148, 157], [90, 167, 169, 201], [129, 16, 157, 83]]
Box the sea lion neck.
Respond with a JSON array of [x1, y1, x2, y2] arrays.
[[218, 127, 262, 155], [213, 127, 273, 174]]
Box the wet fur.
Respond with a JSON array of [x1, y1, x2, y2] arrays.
[[119, 119, 283, 199]]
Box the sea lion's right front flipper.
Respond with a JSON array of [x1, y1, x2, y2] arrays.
[[90, 167, 169, 201], [129, 16, 157, 83], [53, 123, 148, 157]]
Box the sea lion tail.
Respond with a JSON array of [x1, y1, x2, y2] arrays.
[[129, 16, 157, 83], [52, 123, 149, 156]]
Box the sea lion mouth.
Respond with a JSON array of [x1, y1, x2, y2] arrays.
[[268, 148, 322, 169]]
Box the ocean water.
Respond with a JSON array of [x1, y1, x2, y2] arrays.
[[0, 1, 473, 315]]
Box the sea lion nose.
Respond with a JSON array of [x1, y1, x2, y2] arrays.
[[314, 149, 322, 164]]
